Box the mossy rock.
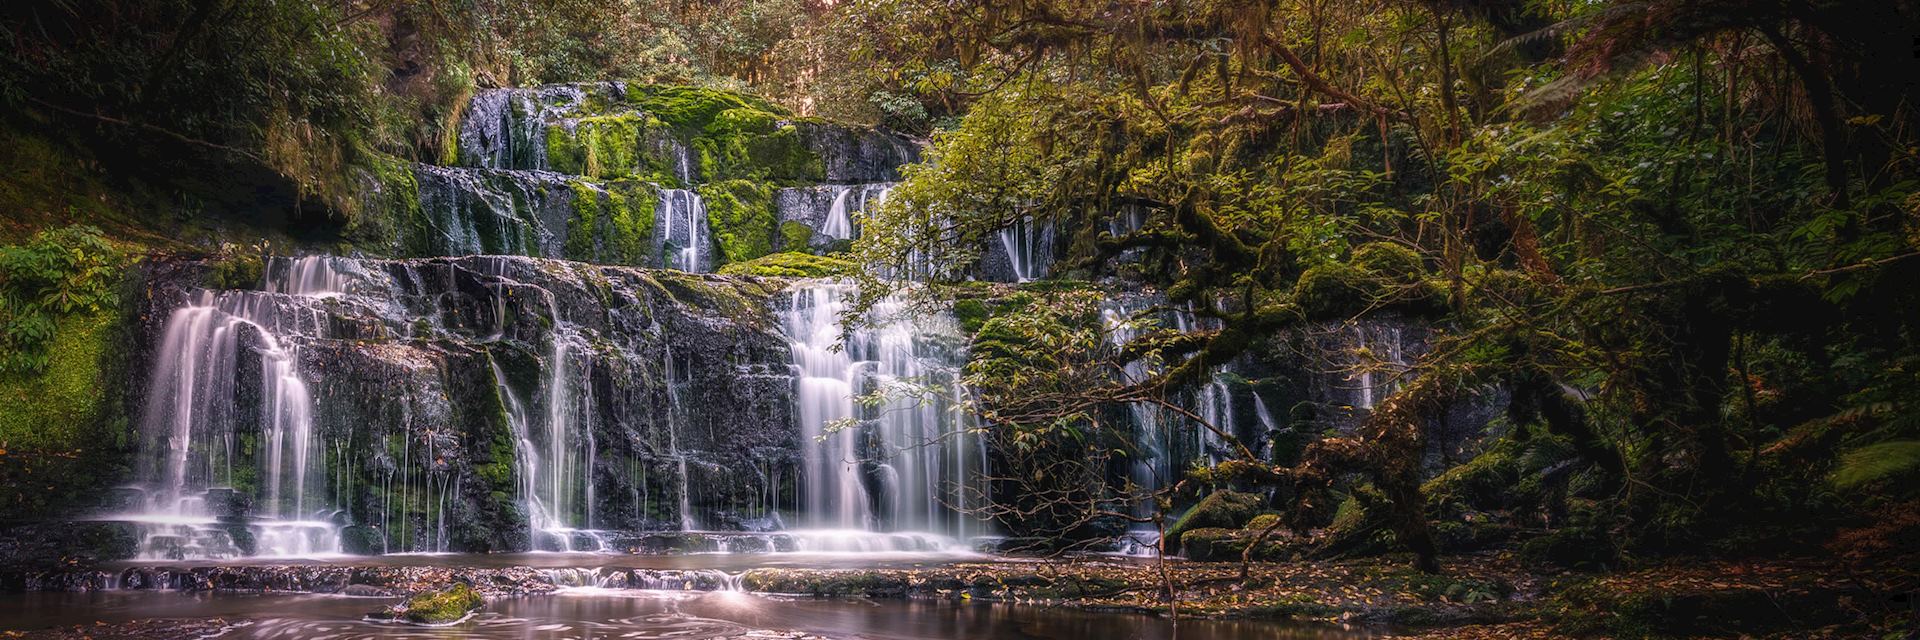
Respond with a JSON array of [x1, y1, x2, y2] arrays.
[[1167, 490, 1262, 555], [1518, 526, 1615, 570], [716, 251, 852, 277], [739, 569, 910, 597], [1351, 242, 1425, 284], [1291, 262, 1371, 319], [396, 583, 484, 624], [625, 85, 788, 131], [777, 220, 815, 252], [697, 179, 778, 265], [562, 179, 657, 265]]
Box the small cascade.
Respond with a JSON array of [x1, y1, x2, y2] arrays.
[[1253, 394, 1285, 459], [457, 85, 594, 170], [821, 184, 892, 240], [1101, 297, 1240, 550], [1351, 324, 1406, 410], [663, 345, 698, 531], [656, 189, 711, 272], [782, 283, 985, 543], [995, 216, 1055, 282], [477, 259, 602, 551], [543, 568, 743, 591], [117, 257, 347, 560], [412, 165, 565, 257]]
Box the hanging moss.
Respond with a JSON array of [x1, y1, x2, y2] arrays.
[[697, 179, 778, 265], [345, 152, 423, 253]]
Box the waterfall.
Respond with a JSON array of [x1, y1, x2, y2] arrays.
[[656, 189, 711, 272], [995, 216, 1055, 282], [1101, 297, 1242, 553], [120, 257, 345, 560], [1352, 324, 1405, 410], [782, 283, 985, 545], [664, 345, 697, 531], [413, 165, 565, 257], [475, 258, 602, 551], [821, 184, 891, 241]]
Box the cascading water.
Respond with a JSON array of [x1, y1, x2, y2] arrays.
[[821, 184, 892, 241], [473, 258, 603, 552], [995, 216, 1055, 282], [1352, 324, 1405, 410], [782, 283, 986, 550], [1100, 297, 1241, 555], [118, 257, 345, 560], [657, 189, 711, 272]]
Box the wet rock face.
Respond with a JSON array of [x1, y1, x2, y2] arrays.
[[129, 256, 798, 554], [790, 121, 920, 183], [379, 84, 927, 270], [410, 166, 577, 257]]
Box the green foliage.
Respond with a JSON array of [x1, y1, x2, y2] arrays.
[[0, 226, 126, 374], [716, 251, 852, 277], [1832, 441, 1920, 489], [0, 312, 118, 449]]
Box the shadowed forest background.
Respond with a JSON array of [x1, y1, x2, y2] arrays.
[[1, 0, 1918, 638]]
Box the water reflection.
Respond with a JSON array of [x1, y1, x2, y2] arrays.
[[0, 589, 1378, 639]]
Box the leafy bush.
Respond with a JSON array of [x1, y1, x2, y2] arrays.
[[0, 226, 126, 374]]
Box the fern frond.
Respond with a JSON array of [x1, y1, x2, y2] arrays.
[[1832, 441, 1920, 489]]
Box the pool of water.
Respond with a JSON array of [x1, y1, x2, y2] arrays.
[[0, 589, 1378, 639], [99, 549, 1022, 572]]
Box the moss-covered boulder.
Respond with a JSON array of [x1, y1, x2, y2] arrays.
[[379, 583, 484, 625], [1168, 490, 1263, 555]]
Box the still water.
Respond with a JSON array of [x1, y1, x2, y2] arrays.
[[0, 587, 1377, 639]]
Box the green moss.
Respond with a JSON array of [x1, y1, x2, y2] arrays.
[[952, 298, 992, 334], [0, 312, 116, 450], [697, 179, 777, 265], [546, 125, 586, 176], [1351, 242, 1425, 283], [402, 583, 484, 624], [1291, 262, 1371, 319], [1168, 490, 1263, 555], [562, 179, 657, 266], [716, 251, 853, 277], [625, 85, 788, 132], [208, 253, 265, 290], [779, 220, 816, 252]]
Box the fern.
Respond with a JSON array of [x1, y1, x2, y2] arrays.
[[1831, 441, 1920, 489]]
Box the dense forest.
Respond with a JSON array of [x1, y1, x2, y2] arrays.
[[1, 0, 1917, 638]]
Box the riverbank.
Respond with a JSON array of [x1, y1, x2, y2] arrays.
[[5, 552, 1907, 638]]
